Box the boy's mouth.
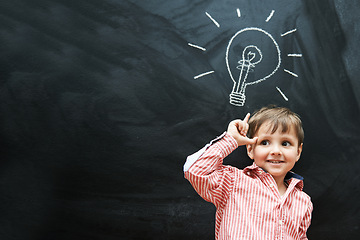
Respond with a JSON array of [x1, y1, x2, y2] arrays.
[[267, 160, 283, 164]]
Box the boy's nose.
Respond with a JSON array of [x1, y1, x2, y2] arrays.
[[270, 145, 282, 155]]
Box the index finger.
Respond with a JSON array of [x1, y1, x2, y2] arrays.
[[243, 113, 251, 123]]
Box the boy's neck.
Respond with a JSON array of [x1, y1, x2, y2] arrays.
[[273, 176, 287, 196]]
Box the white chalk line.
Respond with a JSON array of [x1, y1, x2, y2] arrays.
[[266, 10, 275, 22], [205, 12, 220, 28], [188, 43, 206, 51], [284, 69, 298, 77], [276, 87, 289, 101], [194, 70, 215, 79], [237, 8, 241, 18], [281, 29, 297, 37], [288, 54, 302, 57]]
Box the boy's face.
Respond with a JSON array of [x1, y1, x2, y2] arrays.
[[246, 121, 303, 182]]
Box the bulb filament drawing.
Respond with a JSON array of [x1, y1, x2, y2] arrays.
[[230, 45, 262, 106]]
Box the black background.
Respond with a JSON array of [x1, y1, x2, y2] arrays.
[[0, 0, 359, 239]]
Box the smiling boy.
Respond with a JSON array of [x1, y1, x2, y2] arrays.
[[184, 106, 313, 239]]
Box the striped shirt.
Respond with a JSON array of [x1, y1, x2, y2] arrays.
[[184, 132, 313, 240]]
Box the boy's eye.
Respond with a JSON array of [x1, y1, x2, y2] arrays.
[[282, 141, 291, 147], [260, 140, 270, 145]]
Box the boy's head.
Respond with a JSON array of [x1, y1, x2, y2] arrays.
[[246, 106, 304, 184], [247, 106, 304, 146]]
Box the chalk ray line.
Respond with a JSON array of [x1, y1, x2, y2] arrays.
[[194, 70, 215, 79], [205, 12, 220, 28], [276, 87, 289, 101], [281, 29, 297, 37], [288, 54, 302, 57], [284, 69, 298, 77], [188, 43, 206, 51], [237, 8, 241, 18], [266, 10, 275, 22]]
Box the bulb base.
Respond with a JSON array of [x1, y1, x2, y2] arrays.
[[229, 92, 246, 106]]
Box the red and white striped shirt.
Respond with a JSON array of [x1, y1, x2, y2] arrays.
[[184, 133, 313, 240]]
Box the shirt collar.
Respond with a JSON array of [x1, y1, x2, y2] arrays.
[[243, 163, 304, 190], [285, 171, 303, 181], [243, 162, 264, 176]]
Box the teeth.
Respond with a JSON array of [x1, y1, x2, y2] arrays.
[[269, 161, 281, 163]]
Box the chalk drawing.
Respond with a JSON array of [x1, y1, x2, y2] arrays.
[[188, 7, 303, 106], [266, 10, 275, 22], [205, 12, 220, 28], [188, 43, 206, 51], [281, 29, 297, 37], [194, 70, 215, 79], [276, 87, 289, 101], [288, 53, 302, 57], [226, 27, 281, 106], [284, 69, 298, 77], [237, 8, 241, 18]]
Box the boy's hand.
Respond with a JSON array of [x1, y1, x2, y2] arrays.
[[227, 113, 258, 146]]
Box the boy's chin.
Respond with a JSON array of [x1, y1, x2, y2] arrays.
[[262, 167, 288, 178]]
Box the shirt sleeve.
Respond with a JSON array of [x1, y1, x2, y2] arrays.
[[183, 132, 238, 208], [299, 199, 313, 239]]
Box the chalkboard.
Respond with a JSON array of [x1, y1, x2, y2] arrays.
[[0, 0, 359, 239]]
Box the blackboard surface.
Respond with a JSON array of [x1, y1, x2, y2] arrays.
[[0, 0, 359, 239]]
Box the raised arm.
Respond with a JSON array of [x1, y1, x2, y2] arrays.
[[184, 133, 238, 207], [184, 114, 257, 207]]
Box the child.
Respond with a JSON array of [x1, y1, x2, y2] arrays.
[[183, 106, 313, 240]]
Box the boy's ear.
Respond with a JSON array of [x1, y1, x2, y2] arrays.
[[246, 144, 254, 159], [296, 143, 303, 162]]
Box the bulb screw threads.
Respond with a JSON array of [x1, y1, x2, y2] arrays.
[[229, 92, 246, 106]]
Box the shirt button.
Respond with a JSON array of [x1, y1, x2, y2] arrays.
[[270, 184, 275, 188], [279, 220, 283, 225]]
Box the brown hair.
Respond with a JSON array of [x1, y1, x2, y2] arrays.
[[248, 106, 304, 144]]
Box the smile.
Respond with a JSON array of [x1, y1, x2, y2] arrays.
[[267, 160, 283, 164]]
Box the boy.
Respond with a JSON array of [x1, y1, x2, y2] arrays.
[[183, 106, 312, 240]]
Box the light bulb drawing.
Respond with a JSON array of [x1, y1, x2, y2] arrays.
[[229, 45, 262, 106], [188, 9, 303, 106], [226, 27, 281, 106]]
